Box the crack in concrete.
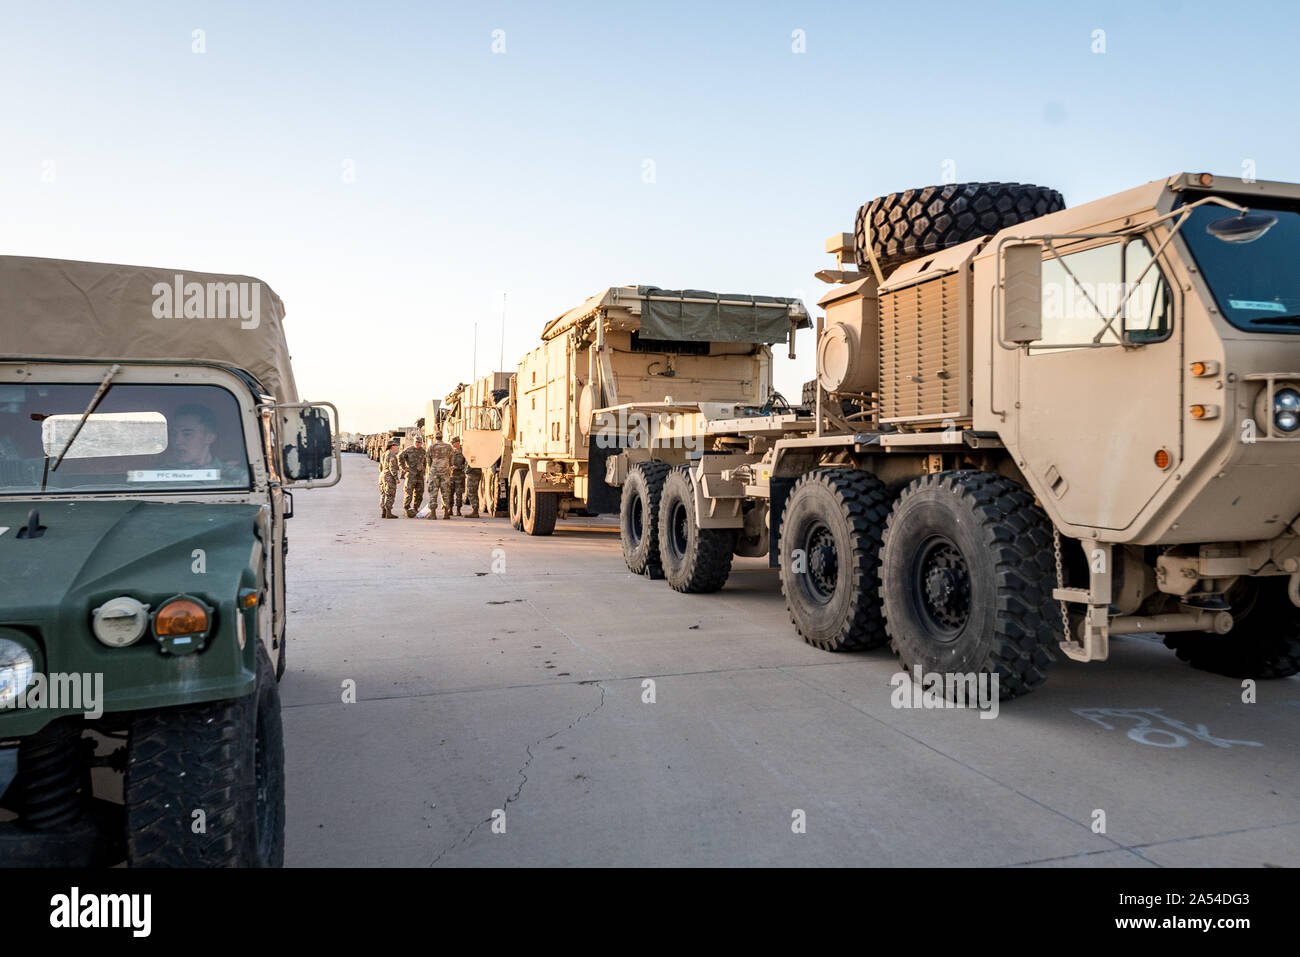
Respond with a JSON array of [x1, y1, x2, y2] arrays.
[[428, 681, 607, 866]]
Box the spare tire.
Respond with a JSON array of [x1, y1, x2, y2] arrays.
[[855, 182, 1065, 273]]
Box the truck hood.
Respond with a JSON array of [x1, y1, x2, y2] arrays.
[[0, 500, 263, 616]]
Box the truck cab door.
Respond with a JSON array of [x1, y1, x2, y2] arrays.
[[1013, 237, 1180, 534]]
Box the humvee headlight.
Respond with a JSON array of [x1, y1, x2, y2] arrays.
[[0, 638, 36, 710], [1275, 388, 1300, 433], [91, 596, 151, 648]]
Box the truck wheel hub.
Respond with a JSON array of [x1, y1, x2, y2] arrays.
[[917, 542, 970, 632]]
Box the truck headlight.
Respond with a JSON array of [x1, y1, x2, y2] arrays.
[[0, 638, 36, 710], [1274, 387, 1300, 433], [91, 596, 151, 648]]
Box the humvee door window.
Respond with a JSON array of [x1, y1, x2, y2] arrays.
[[1035, 238, 1171, 351], [0, 384, 250, 495], [1180, 200, 1300, 334]]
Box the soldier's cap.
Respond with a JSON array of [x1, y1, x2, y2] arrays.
[[387, 439, 399, 447], [451, 436, 461, 443]]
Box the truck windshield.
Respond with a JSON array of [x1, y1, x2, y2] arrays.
[[0, 383, 251, 495], [1180, 199, 1300, 334]]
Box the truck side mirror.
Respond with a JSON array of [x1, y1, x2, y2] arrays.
[[275, 401, 342, 487], [1002, 242, 1043, 345]]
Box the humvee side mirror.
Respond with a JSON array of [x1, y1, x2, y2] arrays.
[[1002, 242, 1043, 345], [275, 401, 342, 487]]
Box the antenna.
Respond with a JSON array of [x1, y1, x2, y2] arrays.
[[499, 292, 506, 372], [473, 321, 477, 383]]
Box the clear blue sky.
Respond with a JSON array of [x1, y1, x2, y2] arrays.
[[3, 0, 1296, 431]]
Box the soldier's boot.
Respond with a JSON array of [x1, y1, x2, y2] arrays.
[[426, 509, 438, 519], [382, 506, 395, 519], [443, 507, 451, 519], [405, 508, 415, 517], [470, 507, 480, 518]]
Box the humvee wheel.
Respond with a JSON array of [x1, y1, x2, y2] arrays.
[[780, 468, 892, 651], [508, 469, 525, 530], [521, 470, 557, 536], [658, 467, 736, 593], [620, 461, 671, 575], [1164, 578, 1300, 679], [880, 471, 1057, 699], [125, 641, 284, 867]]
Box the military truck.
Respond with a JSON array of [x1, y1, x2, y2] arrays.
[[0, 256, 339, 866], [440, 374, 512, 516], [611, 174, 1300, 697], [503, 286, 808, 535]]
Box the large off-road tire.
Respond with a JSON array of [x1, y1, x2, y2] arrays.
[[521, 470, 558, 536], [125, 642, 285, 867], [880, 471, 1058, 699], [508, 468, 525, 530], [855, 182, 1065, 273], [779, 468, 893, 651], [658, 467, 736, 593], [620, 461, 671, 574], [1164, 578, 1300, 679]]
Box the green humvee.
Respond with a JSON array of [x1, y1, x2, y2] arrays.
[[0, 257, 339, 866]]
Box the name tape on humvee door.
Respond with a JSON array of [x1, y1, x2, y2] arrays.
[[127, 469, 221, 482]]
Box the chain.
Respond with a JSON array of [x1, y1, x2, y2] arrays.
[[1053, 526, 1070, 640]]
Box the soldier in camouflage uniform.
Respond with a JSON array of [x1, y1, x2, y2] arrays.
[[398, 434, 427, 517], [378, 439, 401, 519], [465, 464, 481, 518], [425, 432, 452, 519], [443, 436, 467, 518]]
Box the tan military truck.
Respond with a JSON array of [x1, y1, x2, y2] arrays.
[[504, 285, 809, 535], [611, 175, 1300, 697], [440, 374, 512, 516]]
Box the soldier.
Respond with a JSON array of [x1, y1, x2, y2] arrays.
[[378, 438, 401, 519], [398, 434, 427, 517], [443, 436, 467, 518], [465, 463, 481, 518], [425, 432, 452, 519]]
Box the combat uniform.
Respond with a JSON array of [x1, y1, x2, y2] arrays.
[[465, 466, 481, 518], [425, 438, 453, 519], [378, 445, 401, 518], [443, 447, 467, 517], [398, 444, 427, 517]]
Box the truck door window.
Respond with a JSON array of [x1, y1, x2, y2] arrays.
[[1035, 238, 1171, 351]]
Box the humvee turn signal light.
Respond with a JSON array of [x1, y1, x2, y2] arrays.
[[1190, 360, 1219, 376], [154, 598, 208, 635], [1190, 404, 1220, 420], [1154, 449, 1172, 470], [152, 596, 212, 655], [239, 589, 258, 609]]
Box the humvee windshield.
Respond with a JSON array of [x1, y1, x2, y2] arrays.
[[0, 383, 251, 495], [1181, 199, 1300, 334]]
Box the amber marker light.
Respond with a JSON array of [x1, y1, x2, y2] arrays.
[[154, 598, 208, 636], [1154, 449, 1172, 469], [1191, 405, 1207, 419], [239, 589, 258, 609], [1198, 173, 1213, 186]]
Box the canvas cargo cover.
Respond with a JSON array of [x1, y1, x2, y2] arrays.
[[540, 285, 808, 343], [0, 256, 298, 402], [634, 286, 806, 344]]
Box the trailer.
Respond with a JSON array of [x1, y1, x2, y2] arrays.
[[502, 285, 808, 535]]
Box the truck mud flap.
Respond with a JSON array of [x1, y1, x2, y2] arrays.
[[767, 476, 795, 569], [584, 437, 622, 516]]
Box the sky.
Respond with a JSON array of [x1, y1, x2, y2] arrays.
[[3, 0, 1298, 432]]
